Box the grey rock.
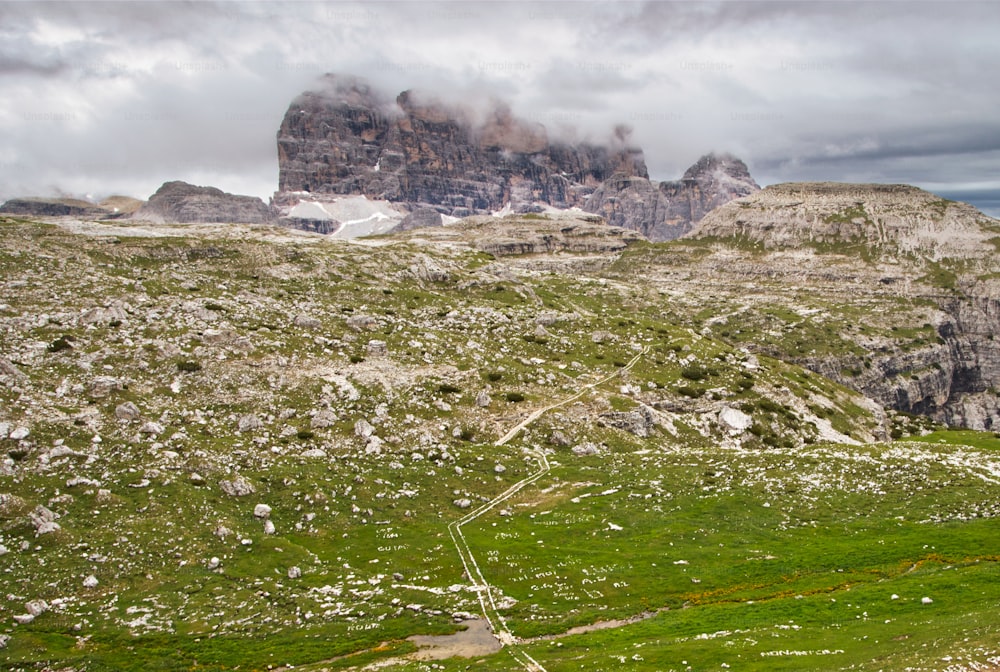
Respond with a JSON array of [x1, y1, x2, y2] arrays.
[[114, 402, 141, 422], [237, 414, 262, 433], [133, 181, 273, 224], [220, 475, 256, 497], [139, 421, 163, 435], [572, 442, 601, 456], [394, 207, 443, 233], [599, 406, 656, 437], [584, 153, 760, 241], [275, 74, 646, 218], [87, 376, 122, 399], [311, 409, 338, 429], [293, 314, 322, 330]]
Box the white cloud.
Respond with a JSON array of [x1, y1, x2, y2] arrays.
[[0, 0, 998, 215]]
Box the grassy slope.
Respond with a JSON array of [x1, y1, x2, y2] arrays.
[[0, 218, 998, 671]]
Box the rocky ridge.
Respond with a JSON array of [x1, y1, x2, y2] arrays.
[[132, 181, 273, 224], [0, 196, 143, 220], [585, 153, 760, 241]]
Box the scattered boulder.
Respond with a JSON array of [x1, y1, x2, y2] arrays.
[[29, 505, 61, 536], [311, 409, 338, 429], [718, 407, 753, 433], [453, 498, 473, 509], [293, 314, 322, 330], [139, 421, 164, 435], [549, 430, 571, 447], [598, 407, 656, 437], [237, 414, 262, 433], [220, 475, 256, 497], [253, 503, 272, 519], [25, 599, 49, 617], [572, 442, 601, 456], [288, 566, 302, 579], [115, 402, 141, 422], [87, 376, 122, 400], [83, 575, 99, 588], [354, 419, 375, 439]]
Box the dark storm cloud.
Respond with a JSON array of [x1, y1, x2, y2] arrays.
[[0, 0, 998, 216]]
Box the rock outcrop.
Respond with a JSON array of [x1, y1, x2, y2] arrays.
[[692, 182, 996, 260], [133, 181, 273, 224], [684, 182, 1000, 429], [583, 153, 760, 241]]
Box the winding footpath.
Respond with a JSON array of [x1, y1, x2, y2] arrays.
[[446, 347, 649, 671]]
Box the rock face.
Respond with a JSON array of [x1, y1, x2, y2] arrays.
[[275, 75, 647, 218], [687, 182, 1000, 429], [583, 153, 760, 241], [133, 181, 273, 224]]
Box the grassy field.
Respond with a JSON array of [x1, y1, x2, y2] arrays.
[[1, 217, 998, 671]]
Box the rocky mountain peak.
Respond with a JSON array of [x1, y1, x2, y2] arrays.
[[274, 75, 654, 221], [132, 181, 273, 224], [681, 152, 757, 187], [582, 153, 760, 241]]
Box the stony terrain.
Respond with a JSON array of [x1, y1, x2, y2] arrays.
[[0, 203, 999, 672], [681, 182, 1000, 428]]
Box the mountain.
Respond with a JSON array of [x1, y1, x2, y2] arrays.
[[583, 152, 760, 240], [275, 75, 646, 217], [274, 75, 754, 239], [132, 181, 273, 224]]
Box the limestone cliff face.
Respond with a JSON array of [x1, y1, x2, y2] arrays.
[[688, 182, 1000, 429], [583, 153, 760, 241], [275, 75, 646, 218]]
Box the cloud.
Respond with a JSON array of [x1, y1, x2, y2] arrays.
[[0, 0, 997, 216]]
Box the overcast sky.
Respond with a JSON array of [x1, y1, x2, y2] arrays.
[[3, 0, 999, 215]]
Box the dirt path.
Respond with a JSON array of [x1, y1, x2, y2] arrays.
[[440, 346, 649, 671]]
